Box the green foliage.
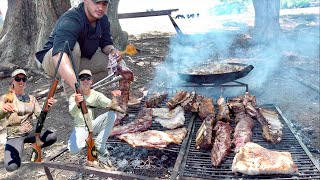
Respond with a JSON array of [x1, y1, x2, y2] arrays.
[[210, 1, 249, 15], [281, 0, 311, 9]]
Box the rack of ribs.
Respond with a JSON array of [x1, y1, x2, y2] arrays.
[[211, 121, 232, 167], [117, 127, 188, 148], [216, 96, 231, 122], [166, 90, 190, 109], [232, 142, 298, 175], [195, 113, 215, 150], [110, 108, 153, 137], [198, 97, 215, 120], [256, 108, 284, 144], [145, 91, 168, 108]]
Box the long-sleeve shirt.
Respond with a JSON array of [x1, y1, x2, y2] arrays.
[[69, 89, 111, 127], [0, 94, 41, 138]]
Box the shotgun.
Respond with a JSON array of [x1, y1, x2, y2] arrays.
[[30, 79, 58, 162], [30, 43, 65, 162], [65, 40, 97, 161], [75, 82, 98, 161]]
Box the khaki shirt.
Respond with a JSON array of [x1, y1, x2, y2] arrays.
[[0, 94, 41, 138], [69, 89, 111, 127]]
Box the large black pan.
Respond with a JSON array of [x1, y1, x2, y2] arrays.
[[177, 63, 254, 84]]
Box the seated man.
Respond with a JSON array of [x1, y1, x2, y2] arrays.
[[68, 69, 119, 163]]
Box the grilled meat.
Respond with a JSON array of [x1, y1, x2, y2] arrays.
[[145, 91, 168, 108], [217, 96, 231, 122], [166, 90, 190, 109], [153, 106, 185, 129], [152, 106, 184, 119], [114, 66, 134, 125], [180, 91, 196, 112], [163, 127, 188, 144], [233, 113, 254, 152], [117, 127, 187, 148], [110, 108, 153, 137], [191, 94, 204, 112], [211, 121, 232, 167], [128, 87, 148, 108], [229, 92, 257, 118], [256, 108, 284, 144], [232, 142, 298, 175], [198, 97, 215, 120], [228, 101, 245, 115], [195, 114, 215, 150]]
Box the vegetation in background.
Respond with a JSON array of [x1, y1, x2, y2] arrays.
[[210, 0, 250, 15], [280, 0, 311, 9]]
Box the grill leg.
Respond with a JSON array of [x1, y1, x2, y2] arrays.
[[44, 166, 53, 180]]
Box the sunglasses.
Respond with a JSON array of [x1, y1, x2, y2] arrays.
[[14, 77, 27, 82], [79, 76, 92, 81]]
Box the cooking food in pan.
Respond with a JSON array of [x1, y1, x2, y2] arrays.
[[178, 63, 254, 84]]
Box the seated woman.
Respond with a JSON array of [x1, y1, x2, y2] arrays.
[[0, 69, 57, 171]]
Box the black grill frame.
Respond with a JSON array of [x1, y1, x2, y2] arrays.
[[177, 104, 320, 179]]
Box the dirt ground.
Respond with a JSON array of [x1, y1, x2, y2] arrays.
[[0, 10, 319, 180]]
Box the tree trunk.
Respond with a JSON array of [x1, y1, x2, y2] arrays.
[[0, 0, 70, 71], [252, 0, 281, 44], [107, 0, 128, 50]]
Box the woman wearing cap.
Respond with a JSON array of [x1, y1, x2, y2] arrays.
[[0, 69, 57, 171]]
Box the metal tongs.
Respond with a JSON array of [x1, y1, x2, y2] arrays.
[[91, 72, 123, 90]]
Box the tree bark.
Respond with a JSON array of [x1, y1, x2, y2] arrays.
[[252, 0, 281, 44], [0, 0, 70, 71], [107, 0, 128, 50]]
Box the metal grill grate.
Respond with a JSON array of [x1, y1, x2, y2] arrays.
[[106, 93, 195, 179], [178, 104, 320, 179]]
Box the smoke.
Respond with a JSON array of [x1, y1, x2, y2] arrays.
[[151, 16, 319, 94]]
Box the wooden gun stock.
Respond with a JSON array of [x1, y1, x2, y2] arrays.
[[30, 79, 58, 162], [75, 83, 97, 161]]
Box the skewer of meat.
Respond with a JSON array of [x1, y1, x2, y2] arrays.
[[114, 66, 134, 125]]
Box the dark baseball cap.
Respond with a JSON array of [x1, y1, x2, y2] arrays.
[[92, 0, 110, 2]]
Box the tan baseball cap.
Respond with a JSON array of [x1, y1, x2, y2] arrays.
[[78, 69, 92, 77], [11, 69, 27, 77]]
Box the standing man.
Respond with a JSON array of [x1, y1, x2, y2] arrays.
[[68, 69, 120, 163], [36, 0, 122, 98]]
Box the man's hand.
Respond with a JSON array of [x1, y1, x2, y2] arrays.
[[74, 93, 84, 107], [110, 49, 123, 62], [47, 97, 55, 107], [0, 103, 15, 113], [111, 90, 121, 97], [106, 96, 126, 114]]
